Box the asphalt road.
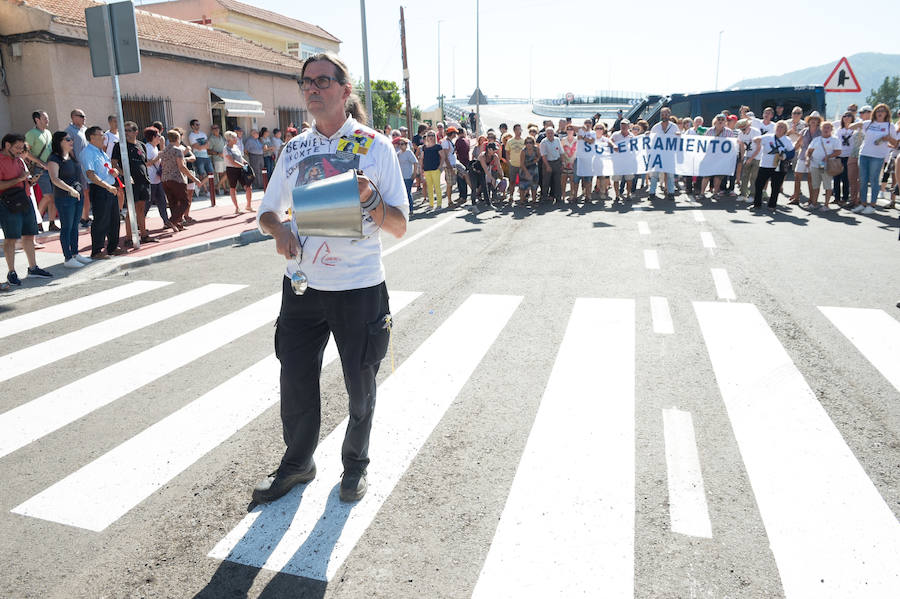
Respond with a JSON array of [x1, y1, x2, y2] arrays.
[[1, 189, 898, 599]]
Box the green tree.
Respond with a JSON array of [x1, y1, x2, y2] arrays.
[[355, 85, 387, 128], [371, 80, 402, 115], [400, 105, 423, 120], [866, 76, 900, 109]]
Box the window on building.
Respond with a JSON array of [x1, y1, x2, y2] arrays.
[[122, 95, 173, 130], [278, 106, 307, 132], [286, 42, 326, 60]]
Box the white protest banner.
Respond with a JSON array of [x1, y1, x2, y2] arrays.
[[576, 133, 738, 177]]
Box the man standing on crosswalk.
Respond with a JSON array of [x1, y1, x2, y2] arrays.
[[254, 53, 409, 504]]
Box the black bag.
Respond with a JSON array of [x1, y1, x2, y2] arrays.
[[0, 186, 29, 214], [240, 164, 255, 187]]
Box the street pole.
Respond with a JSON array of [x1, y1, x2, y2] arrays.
[[437, 20, 443, 122], [360, 0, 374, 127], [475, 0, 480, 134], [399, 7, 413, 134], [715, 30, 723, 91], [529, 46, 532, 104], [102, 2, 139, 249]]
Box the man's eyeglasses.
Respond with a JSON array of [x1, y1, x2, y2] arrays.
[[299, 75, 340, 90], [126, 128, 138, 132]]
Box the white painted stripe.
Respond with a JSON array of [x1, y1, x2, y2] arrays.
[[701, 231, 716, 248], [819, 307, 900, 393], [644, 249, 660, 270], [650, 296, 674, 335], [12, 292, 422, 531], [382, 215, 454, 257], [694, 302, 900, 597], [631, 205, 647, 211], [0, 294, 279, 459], [662, 408, 712, 538], [209, 293, 522, 580], [711, 268, 735, 300], [638, 221, 650, 235], [0, 281, 172, 340], [472, 299, 635, 598], [0, 284, 243, 384], [693, 210, 706, 222]]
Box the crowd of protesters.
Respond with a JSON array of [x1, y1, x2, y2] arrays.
[[1, 107, 307, 291], [4, 102, 898, 291], [393, 102, 900, 217]]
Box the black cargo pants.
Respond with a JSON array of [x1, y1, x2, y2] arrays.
[[275, 277, 391, 475]]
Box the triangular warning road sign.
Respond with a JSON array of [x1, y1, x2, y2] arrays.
[[824, 57, 861, 92]]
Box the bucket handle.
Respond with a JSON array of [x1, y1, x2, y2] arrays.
[[352, 171, 386, 243]]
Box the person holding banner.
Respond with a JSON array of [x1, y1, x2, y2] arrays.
[[648, 107, 680, 199], [591, 123, 611, 200], [576, 121, 597, 201], [610, 120, 634, 201], [751, 121, 795, 212], [699, 114, 736, 199]]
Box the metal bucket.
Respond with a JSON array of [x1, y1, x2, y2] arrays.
[[291, 169, 363, 238]]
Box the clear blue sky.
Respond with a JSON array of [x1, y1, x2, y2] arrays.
[[147, 0, 898, 108]]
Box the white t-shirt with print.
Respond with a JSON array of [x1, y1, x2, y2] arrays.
[[256, 116, 409, 291], [808, 135, 840, 167], [738, 127, 761, 160], [757, 134, 795, 169], [757, 120, 776, 136], [858, 120, 900, 160], [836, 127, 855, 158]]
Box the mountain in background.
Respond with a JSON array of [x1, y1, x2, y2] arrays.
[[729, 52, 900, 116]]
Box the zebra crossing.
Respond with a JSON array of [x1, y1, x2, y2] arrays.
[[1, 276, 899, 597]]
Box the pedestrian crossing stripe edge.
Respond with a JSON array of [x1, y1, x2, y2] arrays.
[[9, 291, 423, 532], [208, 293, 523, 581]]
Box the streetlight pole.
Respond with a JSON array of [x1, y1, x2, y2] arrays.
[[529, 46, 533, 104], [437, 20, 444, 122], [360, 0, 374, 127], [475, 0, 480, 134], [715, 30, 723, 91]]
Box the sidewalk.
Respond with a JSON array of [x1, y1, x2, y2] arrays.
[[0, 190, 269, 304]]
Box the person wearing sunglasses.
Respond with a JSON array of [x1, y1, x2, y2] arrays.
[[47, 131, 91, 267], [253, 53, 408, 506]]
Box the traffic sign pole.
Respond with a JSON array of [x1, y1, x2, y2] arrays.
[[101, 3, 140, 250]]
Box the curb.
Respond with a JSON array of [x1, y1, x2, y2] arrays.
[[106, 228, 268, 273], [0, 228, 269, 306]]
